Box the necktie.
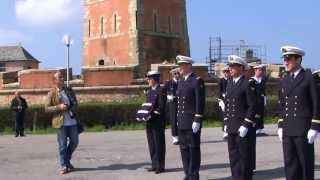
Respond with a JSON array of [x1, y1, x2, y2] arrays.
[[291, 74, 295, 81]]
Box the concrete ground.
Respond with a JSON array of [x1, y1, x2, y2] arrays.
[[0, 125, 320, 180]]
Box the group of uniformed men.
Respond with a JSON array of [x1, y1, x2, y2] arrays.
[[136, 45, 320, 180]]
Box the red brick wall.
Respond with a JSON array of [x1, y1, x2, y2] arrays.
[[18, 69, 67, 89], [82, 66, 136, 86], [5, 61, 39, 72], [83, 0, 190, 77], [83, 0, 134, 67], [142, 0, 187, 34]]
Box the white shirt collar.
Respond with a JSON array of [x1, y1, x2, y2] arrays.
[[233, 75, 242, 83], [173, 78, 178, 82], [151, 84, 159, 90], [253, 76, 262, 83], [292, 68, 302, 78], [184, 72, 192, 81]]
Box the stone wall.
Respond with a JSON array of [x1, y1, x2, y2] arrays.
[[18, 68, 69, 89], [82, 65, 137, 86], [0, 82, 279, 107]]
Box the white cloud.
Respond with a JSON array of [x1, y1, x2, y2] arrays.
[[0, 29, 30, 45], [15, 0, 80, 26]]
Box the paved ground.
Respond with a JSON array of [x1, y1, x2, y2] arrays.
[[0, 125, 320, 180]]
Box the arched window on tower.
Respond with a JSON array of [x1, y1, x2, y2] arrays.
[[88, 19, 91, 37], [114, 14, 117, 33], [100, 16, 104, 36], [168, 16, 172, 33], [153, 12, 158, 32]]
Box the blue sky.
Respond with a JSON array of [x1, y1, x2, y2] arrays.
[[1, 0, 320, 73]]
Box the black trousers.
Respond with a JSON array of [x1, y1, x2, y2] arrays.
[[15, 114, 25, 136], [179, 129, 201, 180], [227, 128, 255, 180], [146, 124, 166, 170], [218, 108, 226, 132], [255, 117, 264, 130], [283, 135, 314, 180], [251, 127, 256, 170], [168, 102, 178, 137]]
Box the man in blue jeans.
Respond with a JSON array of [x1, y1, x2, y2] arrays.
[[45, 71, 79, 175]]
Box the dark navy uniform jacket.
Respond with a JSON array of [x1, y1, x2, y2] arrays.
[[176, 73, 206, 130], [136, 85, 167, 127], [278, 69, 320, 136], [164, 79, 178, 103], [219, 78, 228, 99], [251, 77, 267, 118], [224, 75, 257, 134]]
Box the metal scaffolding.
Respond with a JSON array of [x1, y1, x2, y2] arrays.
[[207, 36, 267, 75]]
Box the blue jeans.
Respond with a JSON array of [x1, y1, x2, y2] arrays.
[[57, 125, 79, 167]]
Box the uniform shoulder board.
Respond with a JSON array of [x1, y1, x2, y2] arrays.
[[196, 76, 204, 81]]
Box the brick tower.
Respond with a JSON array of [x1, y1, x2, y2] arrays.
[[83, 0, 190, 77]]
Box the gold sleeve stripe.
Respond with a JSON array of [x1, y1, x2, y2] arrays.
[[195, 114, 203, 118], [245, 118, 254, 124], [312, 119, 320, 124]]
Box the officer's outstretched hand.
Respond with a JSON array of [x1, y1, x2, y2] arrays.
[[307, 129, 318, 144], [238, 126, 248, 138], [192, 122, 201, 133], [277, 128, 283, 142]]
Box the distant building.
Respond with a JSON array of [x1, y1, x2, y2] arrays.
[[0, 46, 40, 72], [83, 0, 190, 77]]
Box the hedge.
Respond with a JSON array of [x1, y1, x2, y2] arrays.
[[0, 96, 279, 132]]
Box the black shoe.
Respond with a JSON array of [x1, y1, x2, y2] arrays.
[[20, 134, 25, 137], [145, 167, 156, 172], [155, 169, 165, 174], [67, 163, 75, 172], [15, 135, 19, 138]]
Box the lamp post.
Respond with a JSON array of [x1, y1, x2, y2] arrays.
[[62, 34, 73, 87]]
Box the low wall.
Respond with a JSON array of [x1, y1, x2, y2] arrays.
[[82, 65, 138, 86], [18, 68, 69, 89], [0, 82, 279, 106]]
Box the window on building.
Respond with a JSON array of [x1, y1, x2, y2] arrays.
[[0, 63, 5, 72], [114, 14, 117, 33], [98, 59, 105, 66], [136, 11, 139, 30], [88, 19, 91, 37], [153, 12, 158, 32], [100, 17, 104, 36], [181, 17, 185, 35], [168, 16, 172, 33]]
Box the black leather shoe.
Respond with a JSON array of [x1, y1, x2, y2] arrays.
[[145, 167, 156, 172], [155, 169, 165, 174]]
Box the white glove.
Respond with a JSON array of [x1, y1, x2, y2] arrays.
[[192, 122, 201, 133], [223, 125, 227, 132], [218, 99, 225, 112], [167, 95, 174, 101], [307, 129, 318, 144], [277, 128, 283, 142], [238, 126, 248, 138]]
